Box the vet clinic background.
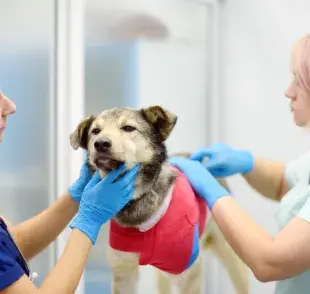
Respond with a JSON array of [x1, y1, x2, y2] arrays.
[[0, 0, 309, 293]]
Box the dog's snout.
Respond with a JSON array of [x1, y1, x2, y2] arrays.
[[94, 138, 112, 152]]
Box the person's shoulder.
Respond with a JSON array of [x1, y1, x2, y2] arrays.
[[289, 150, 310, 165], [285, 151, 310, 187], [0, 216, 14, 235], [0, 252, 25, 290], [0, 221, 25, 291], [0, 216, 13, 227], [289, 150, 310, 171]]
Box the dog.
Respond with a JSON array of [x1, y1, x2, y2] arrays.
[[69, 105, 249, 294]]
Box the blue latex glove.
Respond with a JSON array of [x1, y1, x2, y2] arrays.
[[70, 164, 140, 245], [68, 155, 92, 203], [190, 143, 254, 177], [169, 157, 230, 209]]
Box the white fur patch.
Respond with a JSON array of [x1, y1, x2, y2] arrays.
[[137, 183, 174, 232]]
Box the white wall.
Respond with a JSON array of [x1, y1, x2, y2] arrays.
[[219, 1, 310, 293], [0, 0, 54, 49], [136, 40, 210, 294], [138, 41, 209, 153], [85, 0, 208, 45]]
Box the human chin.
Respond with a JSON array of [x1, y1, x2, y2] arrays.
[[293, 112, 309, 127], [0, 126, 6, 142]]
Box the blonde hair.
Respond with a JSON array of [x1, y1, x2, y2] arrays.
[[291, 34, 310, 94]]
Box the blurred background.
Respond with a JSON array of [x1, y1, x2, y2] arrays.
[[0, 0, 310, 293]]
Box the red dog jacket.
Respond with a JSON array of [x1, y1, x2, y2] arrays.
[[109, 168, 208, 275]]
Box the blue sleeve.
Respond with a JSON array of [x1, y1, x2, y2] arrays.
[[0, 231, 25, 290], [186, 224, 200, 269]]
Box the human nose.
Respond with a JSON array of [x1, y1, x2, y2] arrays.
[[0, 92, 16, 115], [285, 82, 297, 100]]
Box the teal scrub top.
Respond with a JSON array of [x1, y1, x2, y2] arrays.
[[274, 151, 310, 294]]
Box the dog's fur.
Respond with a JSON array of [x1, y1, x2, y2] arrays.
[[70, 106, 249, 294]]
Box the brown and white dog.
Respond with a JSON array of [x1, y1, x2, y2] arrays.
[[70, 105, 249, 294]]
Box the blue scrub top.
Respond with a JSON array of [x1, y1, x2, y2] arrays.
[[0, 218, 27, 290]]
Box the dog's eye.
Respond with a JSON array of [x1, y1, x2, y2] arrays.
[[121, 126, 136, 132], [91, 128, 101, 135]]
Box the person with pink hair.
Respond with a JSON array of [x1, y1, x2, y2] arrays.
[[170, 34, 310, 293]]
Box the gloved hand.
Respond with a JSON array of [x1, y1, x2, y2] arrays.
[[169, 157, 230, 209], [190, 143, 254, 177], [70, 164, 140, 245], [68, 155, 92, 203]]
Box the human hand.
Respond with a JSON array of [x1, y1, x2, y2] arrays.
[[169, 157, 230, 209], [69, 164, 140, 245], [190, 143, 254, 177], [68, 154, 92, 203]]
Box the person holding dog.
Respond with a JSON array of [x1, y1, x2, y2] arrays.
[[0, 92, 139, 293], [170, 34, 310, 294]]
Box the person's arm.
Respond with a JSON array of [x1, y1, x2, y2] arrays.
[[242, 157, 288, 201], [189, 144, 288, 201], [11, 193, 78, 261], [212, 196, 310, 282], [2, 164, 139, 294], [2, 229, 91, 294], [245, 151, 310, 202], [11, 157, 93, 261], [169, 157, 310, 282]]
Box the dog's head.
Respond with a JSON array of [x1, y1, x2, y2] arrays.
[[69, 105, 177, 172]]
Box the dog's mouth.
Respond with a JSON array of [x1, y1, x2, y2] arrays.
[[94, 155, 124, 171]]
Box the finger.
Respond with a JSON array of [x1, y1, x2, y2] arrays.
[[118, 164, 140, 189], [203, 158, 222, 169], [168, 157, 190, 168], [190, 148, 214, 162], [168, 158, 192, 173], [80, 162, 91, 179], [83, 151, 89, 163], [94, 164, 134, 193], [168, 156, 188, 164], [122, 184, 135, 203], [84, 169, 101, 190], [120, 180, 134, 197], [80, 170, 92, 184], [203, 161, 225, 177], [125, 164, 140, 178], [104, 164, 127, 183]]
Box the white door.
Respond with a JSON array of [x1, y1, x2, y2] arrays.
[[0, 0, 57, 287], [54, 0, 86, 293]]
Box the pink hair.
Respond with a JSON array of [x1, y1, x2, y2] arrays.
[[291, 34, 310, 94]]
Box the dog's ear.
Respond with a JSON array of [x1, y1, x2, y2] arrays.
[[69, 115, 96, 150], [141, 106, 177, 141]]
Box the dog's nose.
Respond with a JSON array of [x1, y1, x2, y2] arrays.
[[94, 138, 112, 152]]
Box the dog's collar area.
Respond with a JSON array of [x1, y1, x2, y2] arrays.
[[137, 184, 174, 232]]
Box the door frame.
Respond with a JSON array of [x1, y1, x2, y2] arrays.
[[201, 0, 223, 293], [54, 0, 86, 293]]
